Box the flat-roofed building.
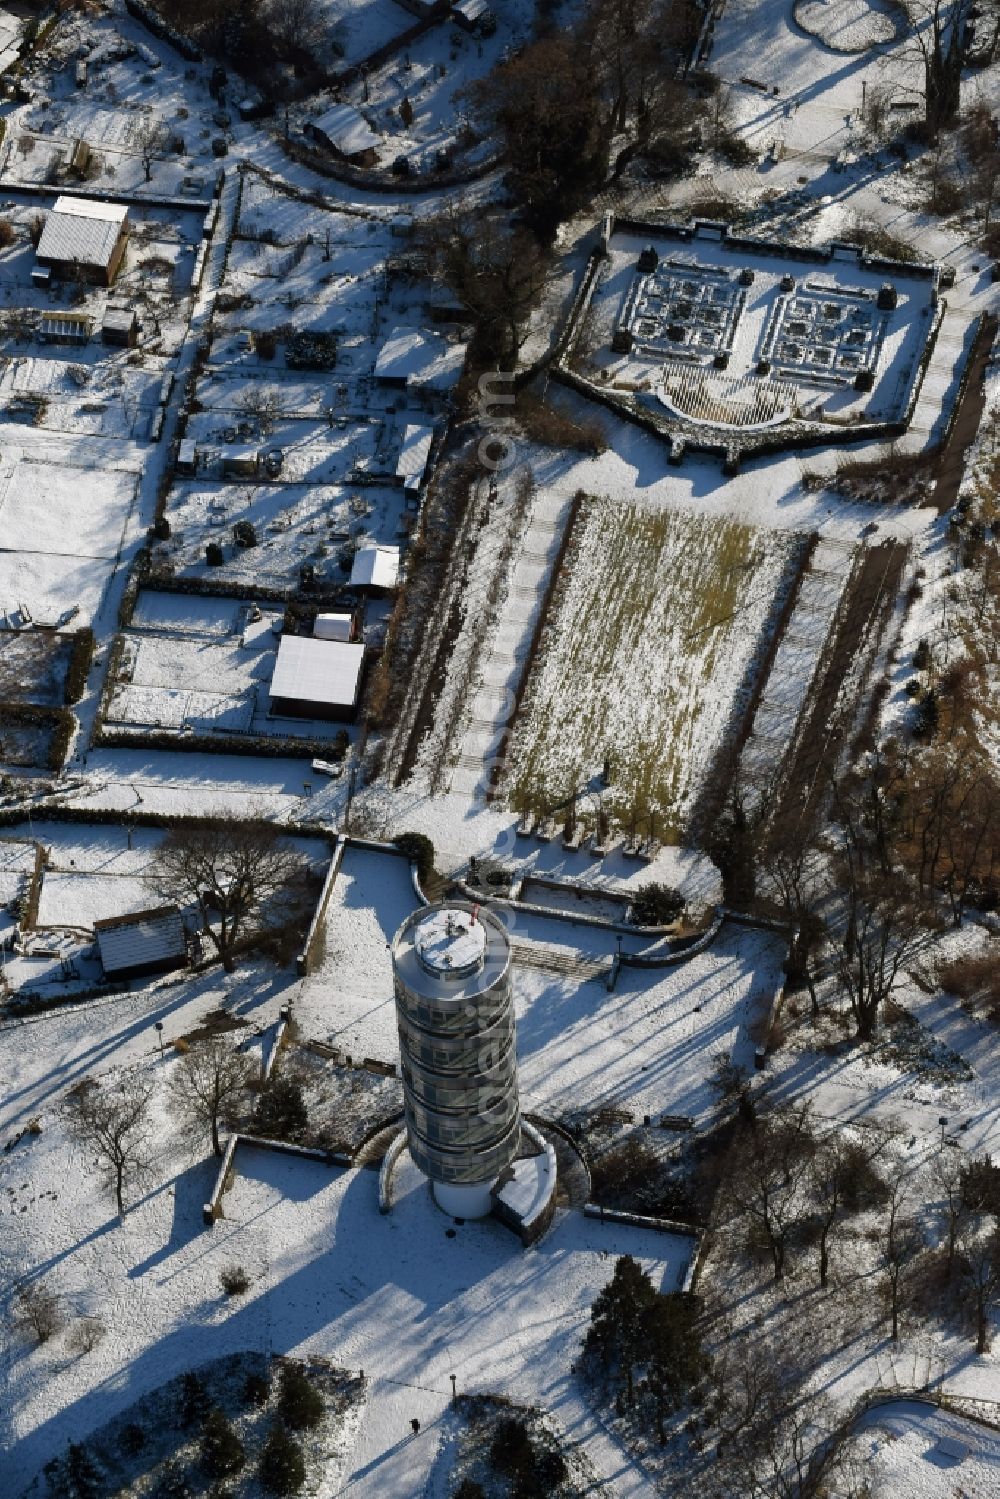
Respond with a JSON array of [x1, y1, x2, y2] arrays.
[[101, 303, 138, 347], [350, 543, 400, 591], [268, 634, 366, 721]]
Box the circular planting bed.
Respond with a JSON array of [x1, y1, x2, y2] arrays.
[[792, 0, 906, 52]]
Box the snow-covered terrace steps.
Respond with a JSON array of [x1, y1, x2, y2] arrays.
[[900, 307, 976, 451], [740, 534, 855, 804], [447, 489, 577, 800], [509, 938, 612, 981]]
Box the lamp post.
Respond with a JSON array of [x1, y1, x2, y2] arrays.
[[938, 1115, 948, 1149], [155, 1021, 164, 1058]]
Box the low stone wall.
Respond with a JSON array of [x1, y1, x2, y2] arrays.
[[190, 180, 224, 293], [296, 838, 346, 976], [609, 218, 937, 282], [556, 217, 942, 465], [203, 1132, 348, 1224], [618, 908, 726, 970], [451, 875, 709, 943], [0, 179, 213, 211], [583, 1203, 702, 1289], [553, 362, 908, 467], [94, 720, 350, 763], [261, 1003, 292, 1082]]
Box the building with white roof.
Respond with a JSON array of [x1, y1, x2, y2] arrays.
[[452, 0, 495, 30], [395, 423, 435, 492], [313, 612, 355, 642], [350, 543, 400, 591], [268, 634, 366, 721], [307, 104, 380, 165], [35, 196, 129, 284], [373, 327, 468, 398], [95, 906, 187, 981]]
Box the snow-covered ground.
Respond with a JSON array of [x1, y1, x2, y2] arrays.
[[845, 1399, 1000, 1495], [0, 0, 998, 1491], [0, 449, 139, 625], [0, 1035, 691, 1497], [300, 843, 784, 1124]]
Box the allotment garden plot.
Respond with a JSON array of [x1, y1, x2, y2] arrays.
[[104, 590, 352, 743], [504, 500, 803, 835], [0, 456, 137, 624]]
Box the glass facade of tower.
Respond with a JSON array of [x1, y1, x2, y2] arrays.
[[392, 904, 521, 1188]]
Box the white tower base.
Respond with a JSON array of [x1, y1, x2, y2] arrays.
[[433, 1178, 495, 1220]]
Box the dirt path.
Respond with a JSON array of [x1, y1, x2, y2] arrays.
[[933, 311, 999, 514]]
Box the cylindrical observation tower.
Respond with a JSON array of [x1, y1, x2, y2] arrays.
[[392, 902, 520, 1218]]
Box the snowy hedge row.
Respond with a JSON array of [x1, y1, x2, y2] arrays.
[[124, 0, 203, 61]]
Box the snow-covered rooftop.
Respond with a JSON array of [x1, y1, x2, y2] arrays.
[[269, 635, 365, 709], [94, 905, 187, 977], [350, 543, 399, 589], [454, 0, 491, 21], [396, 423, 435, 489], [373, 327, 468, 390], [311, 103, 380, 157], [313, 612, 354, 642], [36, 197, 128, 268]]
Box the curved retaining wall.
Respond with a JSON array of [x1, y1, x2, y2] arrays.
[[377, 1126, 408, 1214], [491, 1118, 558, 1246]]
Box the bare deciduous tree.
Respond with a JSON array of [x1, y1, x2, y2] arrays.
[[65, 1075, 154, 1219], [900, 0, 975, 136], [66, 1315, 106, 1356], [964, 104, 1000, 233], [266, 0, 323, 53], [709, 1049, 755, 1122], [465, 35, 610, 239], [170, 1035, 257, 1156], [582, 0, 688, 139], [829, 870, 926, 1040], [713, 1333, 793, 1456], [808, 1136, 849, 1289], [758, 826, 826, 1014], [420, 207, 548, 367], [134, 119, 166, 183], [14, 1282, 63, 1344], [235, 384, 285, 437], [152, 820, 309, 973], [881, 1179, 924, 1341], [935, 1153, 969, 1282], [958, 1222, 1000, 1353], [726, 1386, 863, 1499], [728, 1104, 815, 1282], [861, 82, 892, 138]]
